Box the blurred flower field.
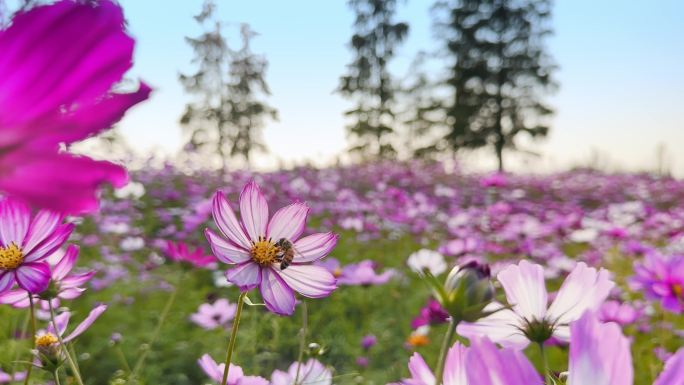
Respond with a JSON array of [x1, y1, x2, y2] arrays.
[[2, 160, 683, 384]]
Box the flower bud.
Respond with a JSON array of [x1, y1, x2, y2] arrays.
[[438, 261, 495, 323]]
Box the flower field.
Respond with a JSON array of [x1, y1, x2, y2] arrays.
[[2, 161, 683, 384]]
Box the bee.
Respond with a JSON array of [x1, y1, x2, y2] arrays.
[[274, 238, 295, 271]]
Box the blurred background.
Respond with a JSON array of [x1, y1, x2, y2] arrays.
[[3, 0, 684, 173]]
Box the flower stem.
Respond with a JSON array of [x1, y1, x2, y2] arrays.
[[434, 319, 458, 383], [48, 301, 85, 385], [23, 293, 37, 385], [293, 300, 308, 385], [221, 292, 247, 385], [53, 370, 62, 385], [538, 342, 551, 384]]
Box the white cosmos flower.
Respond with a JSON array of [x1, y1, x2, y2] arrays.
[[407, 249, 447, 276]]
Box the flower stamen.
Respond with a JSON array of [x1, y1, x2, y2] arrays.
[[0, 242, 24, 270], [250, 237, 279, 266], [35, 333, 59, 347]]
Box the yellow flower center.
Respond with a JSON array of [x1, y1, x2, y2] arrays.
[[35, 333, 59, 347], [673, 283, 683, 298], [250, 237, 279, 266], [0, 242, 24, 270]]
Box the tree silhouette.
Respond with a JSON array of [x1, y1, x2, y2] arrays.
[[434, 0, 556, 171], [338, 0, 409, 160]]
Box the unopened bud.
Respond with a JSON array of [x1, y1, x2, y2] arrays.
[[439, 261, 495, 323]]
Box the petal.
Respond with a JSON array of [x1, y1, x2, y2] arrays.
[[260, 268, 296, 316], [212, 191, 252, 249], [51, 245, 79, 281], [0, 289, 27, 305], [466, 338, 543, 385], [64, 304, 107, 342], [456, 302, 530, 349], [267, 202, 309, 242], [58, 288, 86, 300], [497, 260, 548, 321], [239, 181, 269, 241], [204, 228, 250, 264], [48, 311, 71, 337], [0, 271, 16, 294], [23, 209, 63, 254], [443, 343, 468, 385], [0, 197, 30, 246], [278, 265, 336, 298], [654, 347, 684, 385], [407, 353, 435, 385], [60, 271, 95, 289], [197, 354, 222, 382], [293, 232, 338, 263], [23, 223, 74, 263], [225, 263, 262, 291], [547, 262, 615, 325], [14, 262, 50, 293]]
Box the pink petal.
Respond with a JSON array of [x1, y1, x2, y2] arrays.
[[278, 265, 336, 298], [60, 271, 95, 289], [407, 353, 435, 385], [23, 209, 63, 254], [58, 288, 85, 300], [14, 262, 50, 294], [0, 271, 16, 294], [293, 232, 338, 263], [212, 191, 252, 249], [267, 202, 309, 242], [48, 311, 70, 337], [497, 260, 548, 321], [51, 245, 79, 281], [239, 181, 269, 241], [260, 267, 296, 316], [197, 354, 223, 383], [0, 289, 27, 305], [225, 263, 262, 291], [654, 348, 684, 385], [23, 223, 73, 263], [466, 338, 543, 385], [443, 343, 468, 385], [456, 302, 530, 349], [64, 304, 107, 342], [204, 228, 250, 264], [0, 197, 30, 246]]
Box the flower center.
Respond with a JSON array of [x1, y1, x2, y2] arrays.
[[250, 237, 279, 266], [673, 283, 683, 298], [0, 242, 24, 270], [35, 333, 59, 347]]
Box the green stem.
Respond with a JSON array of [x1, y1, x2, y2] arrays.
[[221, 292, 247, 385], [129, 272, 182, 381], [539, 342, 551, 384], [434, 319, 458, 383], [49, 301, 85, 385], [115, 345, 132, 374], [53, 370, 62, 385], [293, 300, 308, 385], [23, 293, 37, 385]]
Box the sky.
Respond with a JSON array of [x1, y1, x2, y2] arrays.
[[115, 0, 684, 174]]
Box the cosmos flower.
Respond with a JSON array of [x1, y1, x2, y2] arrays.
[[458, 260, 614, 348], [598, 300, 642, 325], [190, 299, 237, 330], [361, 334, 377, 350], [0, 0, 150, 213], [411, 298, 449, 329], [165, 240, 216, 269], [630, 251, 684, 314], [336, 260, 396, 286], [270, 359, 332, 385], [35, 304, 107, 357], [391, 343, 468, 385], [0, 245, 94, 307], [0, 370, 25, 383], [407, 249, 447, 276], [0, 198, 74, 294], [197, 354, 268, 385], [206, 181, 337, 315]]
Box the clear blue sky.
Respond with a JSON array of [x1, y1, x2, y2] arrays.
[[116, 0, 684, 174]]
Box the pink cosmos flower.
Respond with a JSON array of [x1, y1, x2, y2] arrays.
[[0, 197, 74, 294], [0, 371, 25, 384], [598, 300, 642, 325], [0, 0, 150, 213], [336, 260, 396, 286], [630, 251, 684, 314], [197, 354, 268, 385], [270, 359, 332, 385], [205, 181, 338, 315], [35, 304, 108, 352], [165, 240, 216, 269], [190, 299, 237, 330], [0, 244, 94, 307], [458, 260, 614, 348]]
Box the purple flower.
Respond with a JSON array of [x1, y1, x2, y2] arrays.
[[598, 300, 641, 325], [271, 359, 332, 385], [361, 334, 377, 350], [165, 241, 216, 269], [205, 181, 337, 315], [336, 260, 396, 286], [190, 299, 237, 330], [411, 298, 449, 329], [0, 197, 74, 294], [458, 260, 614, 348], [0, 0, 150, 213], [197, 354, 268, 385], [631, 251, 684, 314]]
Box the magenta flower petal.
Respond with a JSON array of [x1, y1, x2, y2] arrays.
[[239, 181, 269, 241], [0, 197, 29, 246], [22, 210, 62, 253], [204, 228, 250, 264], [14, 262, 50, 293], [225, 263, 262, 291], [278, 265, 336, 298], [293, 232, 338, 263], [654, 348, 684, 385], [23, 223, 74, 263], [0, 289, 27, 305], [212, 191, 252, 249], [267, 202, 309, 242], [260, 268, 296, 316], [0, 271, 16, 294], [51, 245, 79, 281], [63, 304, 107, 342]]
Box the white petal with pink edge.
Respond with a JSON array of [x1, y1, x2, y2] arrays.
[[225, 262, 262, 291], [293, 232, 338, 263], [50, 244, 79, 281], [212, 191, 252, 249], [497, 260, 548, 321], [407, 353, 435, 385], [277, 265, 336, 298], [239, 181, 269, 241], [547, 262, 614, 325], [260, 267, 295, 316], [23, 209, 62, 254], [267, 202, 309, 242], [0, 198, 30, 247], [23, 223, 74, 263], [457, 302, 530, 349], [64, 304, 107, 342], [205, 228, 251, 264]]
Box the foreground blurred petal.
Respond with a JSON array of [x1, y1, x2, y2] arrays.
[[466, 338, 543, 385], [654, 348, 684, 385]]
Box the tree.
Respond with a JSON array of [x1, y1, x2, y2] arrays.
[[434, 0, 556, 171], [180, 1, 276, 169], [338, 0, 409, 159]]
